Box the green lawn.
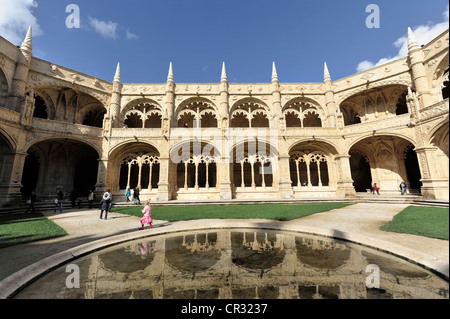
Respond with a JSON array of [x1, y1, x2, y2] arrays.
[[112, 203, 352, 222], [0, 213, 68, 248], [380, 206, 449, 240]]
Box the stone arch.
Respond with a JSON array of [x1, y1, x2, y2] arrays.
[[31, 90, 55, 120], [22, 138, 100, 199], [348, 135, 421, 194], [0, 126, 16, 151], [26, 86, 106, 124], [230, 98, 270, 128], [287, 138, 339, 156], [109, 142, 161, 192], [75, 100, 107, 127], [348, 148, 373, 192], [288, 140, 338, 188], [347, 132, 417, 154], [109, 141, 161, 162], [23, 135, 102, 157], [282, 97, 325, 128], [121, 98, 163, 128], [176, 97, 218, 128], [170, 139, 220, 190], [339, 84, 409, 125], [175, 96, 218, 114], [230, 139, 278, 189], [336, 79, 412, 106]]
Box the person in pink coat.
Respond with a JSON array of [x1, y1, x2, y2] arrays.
[[140, 200, 152, 230]]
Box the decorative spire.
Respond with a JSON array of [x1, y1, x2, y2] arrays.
[[221, 62, 227, 82], [271, 62, 278, 82], [114, 62, 121, 82], [324, 62, 331, 82], [167, 62, 174, 82], [21, 26, 32, 52], [407, 27, 419, 51]]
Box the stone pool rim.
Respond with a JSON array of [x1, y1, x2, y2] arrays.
[[1, 219, 448, 299]]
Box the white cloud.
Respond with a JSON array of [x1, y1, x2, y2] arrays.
[[357, 5, 449, 73], [126, 29, 138, 40], [88, 17, 118, 40], [0, 0, 43, 45]]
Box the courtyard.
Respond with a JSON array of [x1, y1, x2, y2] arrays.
[[0, 201, 448, 299]]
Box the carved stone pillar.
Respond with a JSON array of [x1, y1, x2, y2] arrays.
[[278, 154, 294, 199], [218, 139, 232, 200], [157, 156, 171, 201], [408, 28, 432, 107], [8, 27, 33, 113], [324, 62, 337, 127], [335, 154, 356, 197], [95, 158, 109, 195], [2, 151, 28, 203], [165, 62, 175, 127], [415, 146, 448, 200]]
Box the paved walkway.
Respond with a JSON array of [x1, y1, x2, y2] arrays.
[[0, 203, 448, 298]]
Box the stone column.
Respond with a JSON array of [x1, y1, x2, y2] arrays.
[[324, 62, 337, 127], [408, 28, 432, 107], [335, 154, 356, 197], [95, 158, 109, 195], [218, 63, 233, 200], [278, 154, 294, 199], [3, 151, 28, 203], [148, 162, 154, 191], [165, 62, 175, 127], [271, 62, 282, 130], [7, 27, 33, 113], [415, 146, 448, 199], [110, 63, 122, 128], [157, 156, 171, 201]]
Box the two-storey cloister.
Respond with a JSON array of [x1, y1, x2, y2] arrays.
[[0, 26, 448, 205]]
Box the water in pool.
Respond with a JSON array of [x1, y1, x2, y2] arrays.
[[14, 229, 449, 299]]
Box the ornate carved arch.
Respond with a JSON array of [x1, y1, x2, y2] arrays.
[[121, 99, 163, 128], [230, 99, 269, 128]]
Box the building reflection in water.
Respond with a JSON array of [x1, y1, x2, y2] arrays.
[[14, 229, 449, 299]]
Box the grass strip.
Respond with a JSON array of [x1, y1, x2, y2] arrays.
[[380, 206, 449, 240], [112, 203, 352, 222], [0, 213, 68, 248]]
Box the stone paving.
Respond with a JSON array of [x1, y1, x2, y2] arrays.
[[0, 202, 448, 298]]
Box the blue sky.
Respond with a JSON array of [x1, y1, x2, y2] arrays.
[[0, 0, 449, 84]]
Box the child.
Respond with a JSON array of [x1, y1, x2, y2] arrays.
[[140, 200, 152, 230], [373, 183, 380, 195]]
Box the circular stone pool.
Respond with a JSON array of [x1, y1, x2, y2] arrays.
[[14, 229, 449, 299]]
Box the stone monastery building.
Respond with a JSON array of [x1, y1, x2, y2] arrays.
[[0, 26, 448, 206]]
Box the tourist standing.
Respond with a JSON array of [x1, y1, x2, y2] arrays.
[[133, 187, 140, 205], [125, 187, 131, 202], [399, 181, 408, 195], [99, 192, 111, 220], [139, 200, 152, 230], [103, 189, 113, 212], [54, 190, 64, 214]]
